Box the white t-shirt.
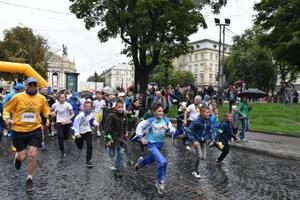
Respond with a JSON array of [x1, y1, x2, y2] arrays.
[[52, 102, 73, 123], [186, 104, 201, 121], [93, 99, 106, 113]]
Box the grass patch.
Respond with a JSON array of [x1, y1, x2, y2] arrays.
[[219, 103, 300, 135], [167, 103, 300, 135]]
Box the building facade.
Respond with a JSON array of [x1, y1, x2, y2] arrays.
[[99, 62, 134, 89], [47, 51, 79, 91], [173, 39, 231, 90]]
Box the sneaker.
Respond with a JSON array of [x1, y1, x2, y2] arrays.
[[134, 157, 143, 170], [155, 181, 165, 194], [216, 160, 224, 165], [186, 146, 191, 151], [14, 153, 21, 170], [192, 171, 201, 178], [85, 161, 93, 168], [97, 131, 102, 137], [114, 169, 122, 178], [60, 152, 66, 158], [40, 143, 46, 151], [25, 178, 34, 192]]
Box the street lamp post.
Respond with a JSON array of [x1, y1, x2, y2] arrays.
[[215, 18, 230, 100]]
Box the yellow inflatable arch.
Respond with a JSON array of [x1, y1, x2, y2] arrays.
[[0, 61, 48, 87]]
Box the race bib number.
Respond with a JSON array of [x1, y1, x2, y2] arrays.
[[21, 112, 37, 123]]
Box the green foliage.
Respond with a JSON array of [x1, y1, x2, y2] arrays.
[[0, 26, 50, 81], [149, 64, 194, 87], [223, 29, 277, 91], [69, 0, 226, 93], [87, 72, 105, 82], [254, 0, 300, 71]]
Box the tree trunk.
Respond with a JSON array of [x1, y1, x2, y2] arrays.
[[139, 69, 149, 95]]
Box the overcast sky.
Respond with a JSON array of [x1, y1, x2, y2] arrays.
[[0, 0, 258, 82]]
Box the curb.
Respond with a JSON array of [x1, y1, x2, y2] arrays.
[[250, 130, 300, 138], [166, 135, 300, 161], [229, 143, 300, 161]]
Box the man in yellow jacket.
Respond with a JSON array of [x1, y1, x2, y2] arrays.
[[3, 77, 50, 192]]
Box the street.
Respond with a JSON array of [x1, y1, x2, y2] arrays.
[[0, 136, 299, 200]]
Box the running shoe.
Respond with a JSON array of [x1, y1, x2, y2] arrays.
[[14, 153, 21, 170], [40, 143, 46, 151], [155, 181, 165, 194], [216, 159, 224, 165], [85, 161, 93, 168], [134, 157, 143, 170], [60, 152, 66, 158], [192, 171, 201, 178], [26, 178, 34, 192], [97, 131, 102, 137]]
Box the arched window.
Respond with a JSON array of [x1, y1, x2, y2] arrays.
[[52, 72, 58, 86]]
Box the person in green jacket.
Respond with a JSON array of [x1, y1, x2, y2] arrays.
[[238, 96, 252, 141]]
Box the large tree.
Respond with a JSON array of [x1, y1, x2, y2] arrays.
[[69, 0, 227, 93], [254, 0, 300, 71], [0, 26, 50, 82], [223, 29, 277, 92]]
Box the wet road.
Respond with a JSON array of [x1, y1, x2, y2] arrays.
[[0, 135, 299, 200]]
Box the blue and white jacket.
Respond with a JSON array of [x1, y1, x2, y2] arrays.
[[73, 111, 98, 136], [134, 116, 175, 144]]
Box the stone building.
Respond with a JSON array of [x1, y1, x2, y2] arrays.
[[99, 62, 134, 90], [173, 39, 232, 90], [47, 46, 79, 91]]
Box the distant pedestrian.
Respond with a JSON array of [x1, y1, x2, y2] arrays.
[[238, 96, 252, 141]]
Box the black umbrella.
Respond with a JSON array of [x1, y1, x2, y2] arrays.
[[237, 88, 267, 98]]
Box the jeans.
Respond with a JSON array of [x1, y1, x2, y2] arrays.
[[193, 141, 207, 172], [108, 146, 124, 170], [140, 143, 167, 183], [75, 132, 93, 162], [239, 118, 249, 140]]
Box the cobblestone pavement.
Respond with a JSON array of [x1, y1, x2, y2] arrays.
[[0, 135, 299, 200]]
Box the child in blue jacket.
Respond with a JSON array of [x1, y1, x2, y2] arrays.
[[215, 112, 239, 164], [186, 106, 211, 179], [133, 103, 175, 195]]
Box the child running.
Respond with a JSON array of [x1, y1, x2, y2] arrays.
[[93, 91, 106, 136], [105, 99, 128, 178], [52, 93, 75, 158], [186, 106, 211, 179], [133, 103, 175, 194], [73, 101, 98, 168], [213, 112, 240, 164]]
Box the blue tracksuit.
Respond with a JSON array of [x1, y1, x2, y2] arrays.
[[135, 117, 175, 184]]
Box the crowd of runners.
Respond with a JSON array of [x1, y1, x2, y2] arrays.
[[0, 77, 253, 194]]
